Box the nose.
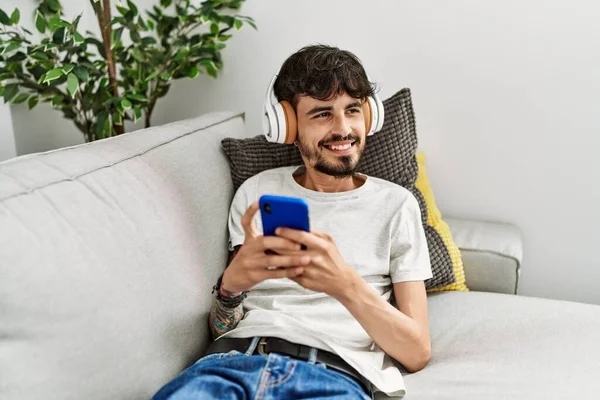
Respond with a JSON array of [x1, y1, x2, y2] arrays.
[[331, 113, 351, 136]]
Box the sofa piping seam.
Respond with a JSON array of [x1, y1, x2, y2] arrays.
[[0, 113, 243, 203]]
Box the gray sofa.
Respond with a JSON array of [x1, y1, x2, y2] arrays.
[[1, 112, 599, 399]]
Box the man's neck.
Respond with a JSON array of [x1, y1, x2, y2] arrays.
[[294, 167, 365, 193]]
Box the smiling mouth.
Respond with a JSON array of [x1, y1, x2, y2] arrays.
[[322, 141, 356, 154]]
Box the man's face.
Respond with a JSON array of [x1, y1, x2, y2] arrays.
[[295, 92, 367, 178]]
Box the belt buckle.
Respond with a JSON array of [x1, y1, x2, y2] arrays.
[[257, 337, 268, 355]]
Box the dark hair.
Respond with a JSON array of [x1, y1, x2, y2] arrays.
[[273, 44, 376, 108]]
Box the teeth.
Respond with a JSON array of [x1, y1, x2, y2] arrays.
[[329, 144, 352, 150]]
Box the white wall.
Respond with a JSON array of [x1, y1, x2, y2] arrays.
[[5, 0, 600, 304], [0, 102, 16, 161]]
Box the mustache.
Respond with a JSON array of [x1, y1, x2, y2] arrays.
[[319, 134, 361, 147]]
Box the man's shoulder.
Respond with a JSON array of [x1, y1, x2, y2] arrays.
[[365, 174, 418, 205]]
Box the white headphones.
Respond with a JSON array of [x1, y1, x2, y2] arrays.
[[262, 74, 385, 144]]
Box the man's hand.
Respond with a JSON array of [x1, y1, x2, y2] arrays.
[[274, 228, 360, 300], [222, 202, 311, 294]]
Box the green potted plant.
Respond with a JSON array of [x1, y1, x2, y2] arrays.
[[0, 0, 255, 142]]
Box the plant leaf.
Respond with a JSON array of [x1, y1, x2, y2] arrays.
[[138, 17, 148, 31], [127, 0, 139, 16], [51, 94, 63, 106], [43, 68, 65, 83], [67, 73, 79, 98], [31, 51, 50, 61], [48, 15, 69, 34], [73, 32, 84, 44], [127, 93, 148, 102], [7, 51, 26, 62], [210, 23, 219, 36], [199, 59, 219, 78], [234, 19, 243, 30], [121, 98, 132, 110], [72, 14, 82, 31], [187, 65, 199, 79], [160, 0, 173, 7], [10, 8, 20, 25], [112, 111, 123, 126], [0, 9, 11, 25], [1, 42, 20, 55], [131, 48, 145, 61], [28, 96, 39, 110], [141, 37, 156, 46], [94, 110, 109, 140], [52, 27, 67, 44], [3, 85, 18, 102], [47, 0, 61, 13], [13, 93, 29, 104], [133, 106, 142, 122], [35, 11, 47, 33], [63, 64, 75, 74], [129, 29, 141, 43], [160, 71, 172, 80], [145, 70, 160, 81], [112, 27, 124, 48], [73, 66, 89, 82]]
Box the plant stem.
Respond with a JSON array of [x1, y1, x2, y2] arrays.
[[93, 0, 124, 135], [145, 110, 151, 128]]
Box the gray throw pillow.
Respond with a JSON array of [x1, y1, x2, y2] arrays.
[[221, 88, 456, 290]]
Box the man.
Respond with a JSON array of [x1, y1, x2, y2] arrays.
[[153, 45, 432, 399]]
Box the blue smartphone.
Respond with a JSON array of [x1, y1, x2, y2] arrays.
[[259, 194, 310, 237]]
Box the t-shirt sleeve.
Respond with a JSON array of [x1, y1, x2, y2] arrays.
[[389, 193, 433, 283], [227, 178, 258, 251]]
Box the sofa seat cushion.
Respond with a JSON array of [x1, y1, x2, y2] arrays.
[[396, 292, 600, 399]]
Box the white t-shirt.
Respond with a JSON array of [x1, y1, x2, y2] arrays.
[[222, 166, 432, 397]]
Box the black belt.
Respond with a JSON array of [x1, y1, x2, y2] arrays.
[[205, 337, 372, 396]]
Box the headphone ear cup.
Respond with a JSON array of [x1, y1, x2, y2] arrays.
[[280, 101, 298, 144], [362, 99, 374, 136], [371, 93, 385, 133], [263, 109, 276, 142]]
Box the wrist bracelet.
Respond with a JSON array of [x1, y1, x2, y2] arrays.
[[212, 273, 248, 308]]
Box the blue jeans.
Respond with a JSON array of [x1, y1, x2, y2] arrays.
[[152, 349, 372, 400]]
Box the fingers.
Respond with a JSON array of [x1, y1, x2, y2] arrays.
[[311, 229, 333, 242], [275, 228, 328, 249], [261, 266, 306, 280], [260, 236, 302, 252], [246, 254, 310, 269], [241, 202, 260, 238]]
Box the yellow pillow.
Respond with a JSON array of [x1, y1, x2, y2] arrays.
[[416, 152, 468, 292]]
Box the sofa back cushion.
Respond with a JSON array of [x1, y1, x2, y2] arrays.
[[0, 112, 245, 400]]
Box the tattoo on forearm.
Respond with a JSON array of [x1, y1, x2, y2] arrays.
[[209, 246, 243, 339], [209, 300, 244, 339]]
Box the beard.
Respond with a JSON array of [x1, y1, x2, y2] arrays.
[[296, 133, 364, 179]]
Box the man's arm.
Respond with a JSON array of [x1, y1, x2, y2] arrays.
[[208, 246, 244, 340], [275, 227, 432, 373], [337, 278, 431, 373]]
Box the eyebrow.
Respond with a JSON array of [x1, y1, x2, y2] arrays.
[[306, 101, 363, 116]]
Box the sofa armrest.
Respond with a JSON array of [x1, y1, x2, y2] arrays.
[[445, 217, 523, 295]]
